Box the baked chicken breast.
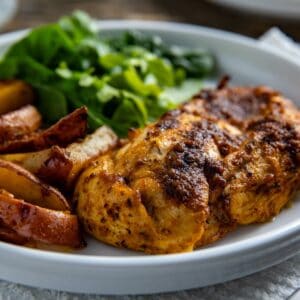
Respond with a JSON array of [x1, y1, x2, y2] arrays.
[[75, 84, 300, 254]]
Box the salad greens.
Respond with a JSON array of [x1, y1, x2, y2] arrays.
[[0, 11, 215, 136]]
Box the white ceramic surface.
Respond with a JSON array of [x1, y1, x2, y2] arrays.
[[210, 0, 300, 18], [0, 21, 300, 295]]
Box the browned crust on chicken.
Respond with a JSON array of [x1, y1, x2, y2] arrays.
[[159, 120, 241, 211], [76, 84, 300, 254]]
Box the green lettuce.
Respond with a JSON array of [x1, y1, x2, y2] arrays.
[[0, 11, 215, 136]]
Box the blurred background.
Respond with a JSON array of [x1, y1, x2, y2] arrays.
[[1, 0, 300, 41]]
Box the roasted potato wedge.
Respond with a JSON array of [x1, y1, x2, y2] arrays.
[[0, 147, 71, 187], [0, 126, 118, 188], [65, 125, 118, 184], [0, 80, 35, 115], [0, 105, 41, 142], [0, 190, 83, 248], [0, 159, 69, 210], [0, 106, 88, 153], [0, 224, 28, 245], [0, 149, 54, 172]]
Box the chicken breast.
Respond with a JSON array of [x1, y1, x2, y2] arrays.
[[75, 84, 300, 254]]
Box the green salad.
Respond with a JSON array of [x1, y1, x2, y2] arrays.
[[0, 11, 214, 136]]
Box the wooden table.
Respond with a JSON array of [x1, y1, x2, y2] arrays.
[[3, 0, 300, 42]]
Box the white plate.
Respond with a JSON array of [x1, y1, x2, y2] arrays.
[[209, 0, 300, 18], [0, 21, 300, 295]]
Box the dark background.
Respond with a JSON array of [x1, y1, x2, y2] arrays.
[[3, 0, 300, 42]]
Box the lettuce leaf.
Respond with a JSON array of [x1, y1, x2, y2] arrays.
[[0, 11, 214, 136]]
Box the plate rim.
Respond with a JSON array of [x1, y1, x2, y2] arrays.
[[0, 19, 299, 268], [209, 0, 300, 18]]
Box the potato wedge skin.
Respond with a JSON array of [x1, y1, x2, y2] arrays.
[[0, 190, 83, 248], [0, 147, 72, 188], [0, 225, 29, 245], [0, 126, 118, 189], [0, 105, 42, 142], [0, 106, 88, 153], [0, 80, 35, 115], [0, 159, 69, 211], [37, 106, 88, 148], [35, 146, 73, 188]]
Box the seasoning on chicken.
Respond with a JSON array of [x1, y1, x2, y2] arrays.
[[75, 83, 300, 254]]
